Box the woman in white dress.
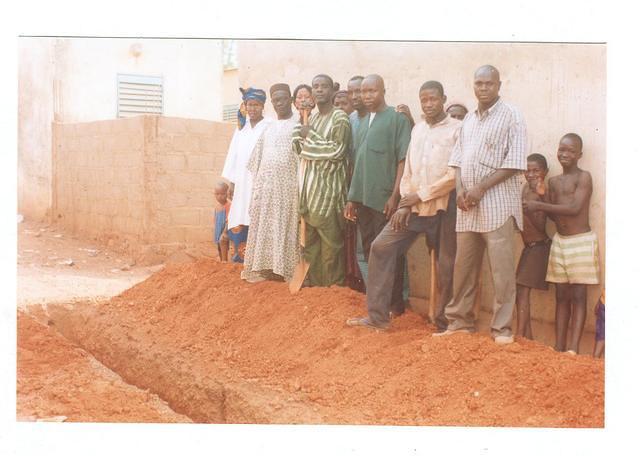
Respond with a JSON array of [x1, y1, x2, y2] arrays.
[[221, 87, 272, 263]]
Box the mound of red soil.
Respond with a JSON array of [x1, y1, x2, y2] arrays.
[[46, 260, 603, 426], [17, 311, 190, 423]]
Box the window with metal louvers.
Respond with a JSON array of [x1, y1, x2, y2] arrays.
[[117, 74, 163, 118]]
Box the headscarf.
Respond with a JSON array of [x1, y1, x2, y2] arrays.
[[237, 87, 267, 129]]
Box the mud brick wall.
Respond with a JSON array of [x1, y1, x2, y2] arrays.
[[52, 116, 235, 260]]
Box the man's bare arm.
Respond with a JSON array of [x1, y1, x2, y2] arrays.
[[465, 169, 520, 205], [455, 167, 469, 211], [478, 169, 520, 192], [384, 159, 406, 218], [455, 167, 464, 195], [544, 178, 557, 222], [393, 159, 406, 197]]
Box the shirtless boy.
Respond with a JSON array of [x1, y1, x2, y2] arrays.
[[516, 153, 551, 340], [523, 133, 600, 354]]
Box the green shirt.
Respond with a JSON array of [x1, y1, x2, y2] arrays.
[[348, 106, 411, 213], [292, 107, 351, 218]]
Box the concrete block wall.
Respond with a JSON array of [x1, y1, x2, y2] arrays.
[[53, 117, 146, 245], [52, 115, 235, 260], [144, 116, 235, 258]]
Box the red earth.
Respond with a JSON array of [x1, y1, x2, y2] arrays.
[[17, 311, 190, 423], [37, 260, 604, 426]]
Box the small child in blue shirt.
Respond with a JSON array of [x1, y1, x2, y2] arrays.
[[213, 181, 230, 262]]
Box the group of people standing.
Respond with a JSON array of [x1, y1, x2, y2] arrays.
[[216, 64, 602, 355]]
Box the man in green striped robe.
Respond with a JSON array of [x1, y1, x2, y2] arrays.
[[292, 74, 352, 286]]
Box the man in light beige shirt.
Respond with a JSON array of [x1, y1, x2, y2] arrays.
[[347, 80, 461, 330]]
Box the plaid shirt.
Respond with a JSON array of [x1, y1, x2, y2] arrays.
[[448, 98, 527, 232]]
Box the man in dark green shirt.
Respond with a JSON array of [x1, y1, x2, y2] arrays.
[[344, 74, 411, 315]]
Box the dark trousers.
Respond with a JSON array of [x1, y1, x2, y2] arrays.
[[358, 205, 405, 316], [367, 192, 457, 327], [344, 220, 365, 292]]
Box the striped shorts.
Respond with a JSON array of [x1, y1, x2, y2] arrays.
[[546, 231, 600, 284]]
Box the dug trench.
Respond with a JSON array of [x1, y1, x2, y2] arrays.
[[35, 260, 604, 426], [17, 310, 192, 423]]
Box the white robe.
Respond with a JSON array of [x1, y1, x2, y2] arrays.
[[221, 118, 272, 229]]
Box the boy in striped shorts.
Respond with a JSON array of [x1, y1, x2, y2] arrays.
[[523, 133, 600, 354]]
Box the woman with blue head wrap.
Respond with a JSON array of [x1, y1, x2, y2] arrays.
[[222, 86, 273, 263], [237, 87, 267, 129]]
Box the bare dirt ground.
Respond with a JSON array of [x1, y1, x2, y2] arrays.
[[16, 221, 604, 426], [17, 311, 190, 423], [17, 220, 162, 308], [16, 220, 189, 422], [41, 260, 604, 427]]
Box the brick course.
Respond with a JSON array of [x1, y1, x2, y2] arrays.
[[52, 115, 235, 260]]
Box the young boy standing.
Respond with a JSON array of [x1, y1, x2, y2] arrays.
[[523, 133, 600, 354], [516, 153, 551, 340], [213, 181, 231, 262]]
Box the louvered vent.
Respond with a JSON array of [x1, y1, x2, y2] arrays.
[[117, 74, 163, 118], [223, 104, 238, 122]]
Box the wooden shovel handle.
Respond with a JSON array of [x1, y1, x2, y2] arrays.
[[429, 250, 438, 323]]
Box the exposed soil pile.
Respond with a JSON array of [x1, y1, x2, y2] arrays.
[[17, 311, 191, 423], [45, 260, 603, 427]]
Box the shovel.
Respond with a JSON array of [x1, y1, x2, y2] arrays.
[[428, 249, 439, 323], [289, 218, 310, 293], [289, 107, 312, 294]]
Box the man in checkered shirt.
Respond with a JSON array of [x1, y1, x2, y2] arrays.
[[434, 65, 527, 345]]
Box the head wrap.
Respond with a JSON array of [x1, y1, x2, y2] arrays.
[[237, 87, 267, 130], [241, 87, 267, 103], [270, 83, 291, 97]]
